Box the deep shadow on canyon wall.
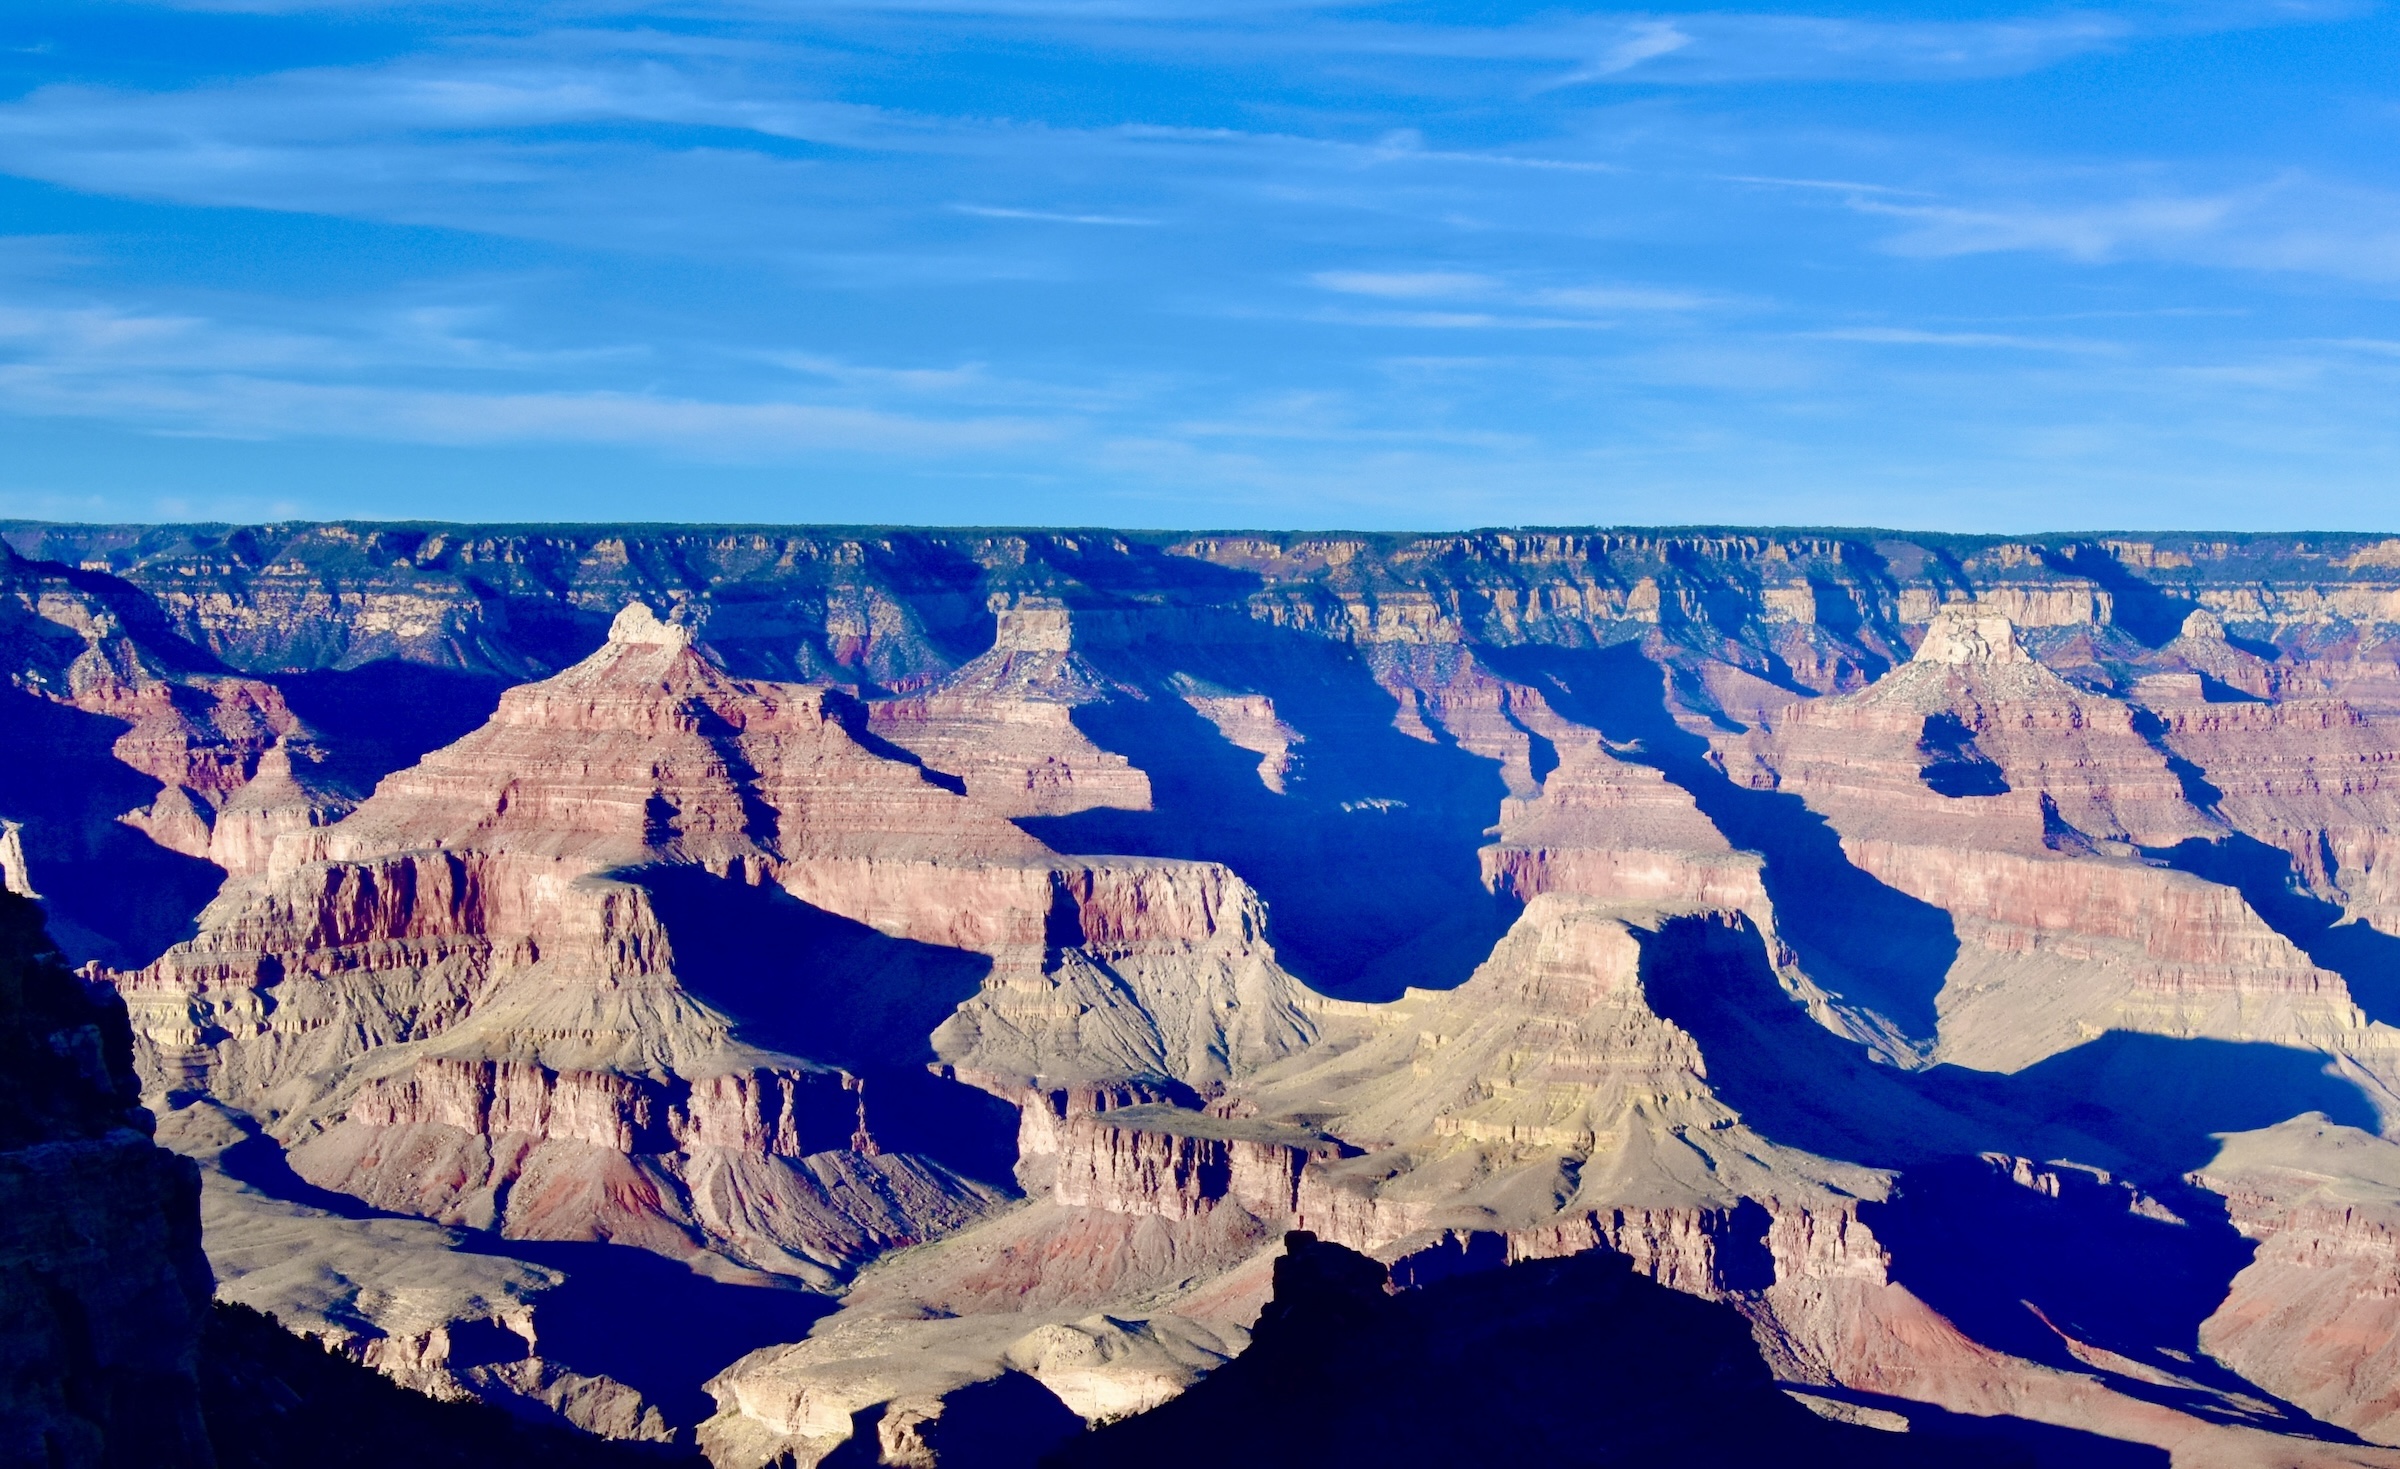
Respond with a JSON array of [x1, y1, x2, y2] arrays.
[[1048, 1232, 2159, 1469], [1026, 593, 1519, 1001], [636, 867, 1019, 1186], [1637, 913, 2379, 1439], [1484, 640, 1964, 1048]]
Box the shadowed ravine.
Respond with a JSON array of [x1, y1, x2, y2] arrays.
[[1052, 1233, 2158, 1468], [1026, 606, 1518, 1001], [636, 867, 1019, 1185], [268, 663, 512, 795], [1638, 913, 2380, 1440], [0, 690, 225, 968], [201, 1094, 845, 1438], [2148, 832, 2400, 1026], [1485, 641, 1962, 1047], [453, 1239, 839, 1435]]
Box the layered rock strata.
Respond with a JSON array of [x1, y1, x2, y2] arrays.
[[706, 884, 2392, 1466], [14, 524, 2400, 1465], [697, 895, 1887, 1465], [2196, 1116, 2400, 1446], [1754, 604, 2386, 1072], [109, 599, 1315, 1304], [866, 599, 1150, 818], [2135, 664, 2400, 943], [108, 604, 1041, 1284]]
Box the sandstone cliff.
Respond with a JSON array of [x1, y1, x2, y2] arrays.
[[0, 882, 717, 1466], [111, 606, 1011, 1284], [1753, 604, 2387, 1073]]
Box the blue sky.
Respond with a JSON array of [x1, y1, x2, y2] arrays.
[[0, 0, 2396, 530]]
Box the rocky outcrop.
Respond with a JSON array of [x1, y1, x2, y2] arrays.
[[931, 860, 1317, 1101], [205, 741, 358, 878], [1755, 604, 2381, 1070], [1481, 730, 1768, 915], [1171, 679, 1300, 793], [197, 1298, 704, 1468], [0, 877, 697, 1465], [0, 890, 214, 1467], [104, 604, 1053, 1283], [1050, 1105, 1346, 1221], [867, 599, 1151, 818], [1244, 896, 1887, 1263], [2195, 1116, 2400, 1445], [696, 1198, 1272, 1468]]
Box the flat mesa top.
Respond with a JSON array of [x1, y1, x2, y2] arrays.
[[1097, 1103, 1339, 1149]]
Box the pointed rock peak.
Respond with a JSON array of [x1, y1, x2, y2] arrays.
[[1912, 604, 2028, 666], [2179, 608, 2227, 643], [608, 600, 692, 650], [0, 820, 37, 899]]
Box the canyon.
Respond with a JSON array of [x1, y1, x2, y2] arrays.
[[9, 522, 2400, 1464]]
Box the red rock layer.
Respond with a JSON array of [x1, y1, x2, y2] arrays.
[[866, 600, 1150, 818], [111, 606, 1029, 1275], [113, 604, 1315, 1285], [2143, 686, 2400, 938], [1757, 605, 2368, 1069], [1482, 732, 1766, 914], [2195, 1117, 2400, 1446]]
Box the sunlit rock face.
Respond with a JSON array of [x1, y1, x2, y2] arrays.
[[106, 602, 1310, 1293], [13, 523, 2400, 1463], [1748, 605, 2378, 1072]]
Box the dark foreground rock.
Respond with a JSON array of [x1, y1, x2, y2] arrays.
[[1047, 1231, 2164, 1469], [202, 1300, 697, 1469], [0, 886, 692, 1468]]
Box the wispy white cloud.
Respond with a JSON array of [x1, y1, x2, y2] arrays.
[[1857, 177, 2400, 281], [1551, 20, 1693, 84], [951, 203, 1158, 225], [1535, 285, 1720, 312], [1308, 307, 1614, 331], [1306, 268, 1722, 325], [1262, 8, 2151, 87], [753, 347, 1154, 412], [0, 54, 928, 223], [1110, 121, 1622, 175], [759, 351, 994, 391], [2319, 337, 2400, 357], [1310, 270, 1495, 299], [1714, 174, 1936, 198], [0, 368, 1062, 456], [0, 301, 353, 372], [1810, 326, 2117, 353], [1862, 193, 2241, 262], [0, 293, 1067, 457]]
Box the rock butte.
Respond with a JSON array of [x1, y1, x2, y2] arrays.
[[8, 524, 2400, 1464]]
